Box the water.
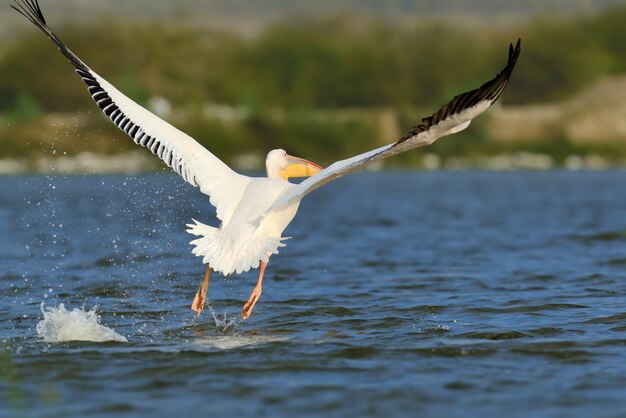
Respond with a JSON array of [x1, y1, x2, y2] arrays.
[[1, 171, 626, 417], [36, 303, 127, 343]]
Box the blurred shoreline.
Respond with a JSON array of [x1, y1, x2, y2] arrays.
[[0, 149, 621, 176], [2, 70, 625, 174], [1, 4, 625, 171]]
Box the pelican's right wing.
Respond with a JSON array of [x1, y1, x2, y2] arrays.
[[273, 39, 521, 210], [12, 0, 248, 223]]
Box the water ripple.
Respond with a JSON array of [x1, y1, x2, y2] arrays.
[[2, 172, 626, 418]]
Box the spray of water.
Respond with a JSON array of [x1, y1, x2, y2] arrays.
[[207, 305, 241, 335], [36, 303, 127, 343], [188, 305, 288, 350]]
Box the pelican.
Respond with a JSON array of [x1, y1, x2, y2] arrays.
[[13, 0, 521, 319]]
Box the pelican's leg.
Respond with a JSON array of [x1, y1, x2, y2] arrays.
[[241, 260, 268, 320], [191, 264, 211, 316]]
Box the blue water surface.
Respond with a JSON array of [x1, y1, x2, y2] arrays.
[[1, 171, 626, 417]]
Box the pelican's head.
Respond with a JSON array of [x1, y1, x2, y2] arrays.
[[265, 149, 323, 180]]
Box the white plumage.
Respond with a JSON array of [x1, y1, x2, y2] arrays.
[[186, 177, 297, 275], [12, 0, 520, 319]]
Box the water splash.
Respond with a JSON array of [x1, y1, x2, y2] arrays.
[[188, 306, 288, 350], [36, 303, 127, 343], [207, 305, 241, 335]]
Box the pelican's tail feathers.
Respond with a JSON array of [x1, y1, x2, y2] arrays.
[[186, 219, 217, 237], [186, 219, 286, 276], [187, 219, 219, 258]]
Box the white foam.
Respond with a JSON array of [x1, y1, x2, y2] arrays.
[[194, 335, 288, 350], [36, 303, 128, 343]]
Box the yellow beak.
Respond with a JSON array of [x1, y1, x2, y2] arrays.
[[280, 155, 323, 179]]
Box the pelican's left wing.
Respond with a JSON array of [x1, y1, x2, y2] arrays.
[[273, 39, 521, 210], [12, 0, 249, 223]]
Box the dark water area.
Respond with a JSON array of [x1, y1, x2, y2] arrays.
[[1, 171, 626, 417]]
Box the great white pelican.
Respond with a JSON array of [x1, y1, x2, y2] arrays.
[[12, 0, 520, 319]]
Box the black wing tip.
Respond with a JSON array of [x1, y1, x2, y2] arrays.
[[508, 38, 522, 67], [396, 38, 521, 144], [12, 0, 47, 27], [12, 0, 90, 73], [497, 37, 522, 90]]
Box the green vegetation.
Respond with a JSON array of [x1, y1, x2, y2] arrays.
[[0, 7, 625, 167]]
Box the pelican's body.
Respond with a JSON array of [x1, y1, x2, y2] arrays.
[[187, 175, 300, 275], [184, 170, 307, 317], [12, 0, 521, 319]]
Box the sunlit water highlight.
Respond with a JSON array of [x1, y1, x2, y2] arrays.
[[1, 171, 626, 417]]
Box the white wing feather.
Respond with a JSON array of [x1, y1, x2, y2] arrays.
[[13, 0, 248, 223], [92, 73, 249, 222]]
